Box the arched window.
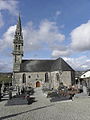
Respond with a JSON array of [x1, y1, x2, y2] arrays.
[[37, 74, 39, 78], [56, 73, 59, 81], [45, 73, 49, 82], [22, 74, 26, 83], [18, 45, 20, 50], [16, 45, 18, 50]]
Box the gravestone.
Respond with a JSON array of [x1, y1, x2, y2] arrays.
[[9, 90, 12, 100], [82, 81, 87, 94], [17, 86, 20, 95], [83, 86, 87, 94]]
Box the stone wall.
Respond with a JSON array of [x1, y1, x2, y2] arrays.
[[13, 72, 47, 88], [13, 70, 75, 89], [50, 71, 74, 89]]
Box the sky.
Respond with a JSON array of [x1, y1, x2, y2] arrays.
[[1, 0, 90, 72]]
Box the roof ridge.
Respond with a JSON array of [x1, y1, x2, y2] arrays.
[[22, 59, 55, 61]]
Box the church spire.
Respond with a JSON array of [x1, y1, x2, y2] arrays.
[[12, 14, 24, 72], [14, 14, 23, 43], [16, 14, 22, 35]]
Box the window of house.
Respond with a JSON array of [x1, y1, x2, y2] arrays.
[[18, 45, 20, 50], [56, 73, 59, 81], [45, 73, 49, 82], [75, 79, 78, 84], [37, 74, 39, 78], [16, 45, 18, 50], [22, 74, 26, 83]]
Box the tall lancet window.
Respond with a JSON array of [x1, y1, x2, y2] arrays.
[[56, 73, 59, 81], [16, 45, 18, 50], [18, 45, 20, 50], [22, 74, 26, 83], [45, 73, 49, 82]]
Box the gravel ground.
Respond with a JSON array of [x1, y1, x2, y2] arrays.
[[0, 87, 90, 120]]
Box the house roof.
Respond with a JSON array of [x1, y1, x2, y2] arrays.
[[80, 70, 90, 78], [50, 58, 74, 71], [20, 58, 74, 72], [75, 71, 85, 78]]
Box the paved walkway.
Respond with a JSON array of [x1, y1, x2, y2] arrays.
[[0, 87, 90, 120]]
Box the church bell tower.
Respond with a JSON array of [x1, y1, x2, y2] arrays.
[[12, 15, 23, 72]]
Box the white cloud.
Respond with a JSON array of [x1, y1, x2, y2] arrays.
[[23, 20, 65, 52], [0, 19, 66, 72], [1, 18, 90, 72], [0, 25, 16, 51], [51, 44, 72, 57], [63, 56, 90, 71], [0, 0, 19, 28], [0, 0, 19, 15], [0, 19, 65, 53], [0, 24, 15, 72], [52, 49, 71, 57], [71, 20, 90, 51]]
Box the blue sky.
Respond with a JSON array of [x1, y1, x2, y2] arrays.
[[1, 0, 90, 72]]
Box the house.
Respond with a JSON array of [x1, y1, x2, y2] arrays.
[[80, 70, 90, 89]]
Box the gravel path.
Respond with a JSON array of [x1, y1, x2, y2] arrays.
[[0, 87, 90, 120]]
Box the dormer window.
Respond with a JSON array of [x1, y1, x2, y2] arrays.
[[84, 75, 85, 77]]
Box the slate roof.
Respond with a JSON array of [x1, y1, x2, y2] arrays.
[[20, 58, 74, 72], [51, 58, 74, 71], [75, 71, 85, 78]]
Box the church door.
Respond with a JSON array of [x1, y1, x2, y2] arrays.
[[36, 81, 40, 87]]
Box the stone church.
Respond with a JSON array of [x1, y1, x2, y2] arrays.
[[12, 16, 75, 90]]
